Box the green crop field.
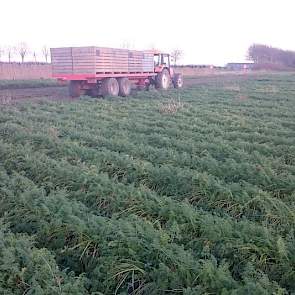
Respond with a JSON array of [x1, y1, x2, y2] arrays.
[[0, 73, 295, 294]]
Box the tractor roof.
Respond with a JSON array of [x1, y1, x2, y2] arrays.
[[145, 49, 167, 55]]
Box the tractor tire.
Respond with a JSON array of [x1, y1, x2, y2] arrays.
[[118, 77, 131, 97], [69, 81, 82, 98], [156, 69, 170, 90], [173, 73, 184, 89], [101, 78, 119, 97]]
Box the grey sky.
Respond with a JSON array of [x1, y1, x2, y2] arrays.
[[1, 0, 294, 65]]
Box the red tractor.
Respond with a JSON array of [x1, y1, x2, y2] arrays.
[[153, 51, 183, 90], [51, 47, 183, 97]]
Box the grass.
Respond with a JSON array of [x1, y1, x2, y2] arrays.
[[0, 79, 61, 90], [0, 72, 295, 294]]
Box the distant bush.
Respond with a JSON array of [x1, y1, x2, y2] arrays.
[[248, 44, 295, 68]]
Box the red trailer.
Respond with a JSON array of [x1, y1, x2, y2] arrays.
[[50, 46, 183, 97]]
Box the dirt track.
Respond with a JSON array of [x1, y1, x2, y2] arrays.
[[0, 73, 260, 104], [0, 86, 69, 104]]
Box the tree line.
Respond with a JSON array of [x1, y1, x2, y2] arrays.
[[248, 44, 295, 68], [0, 41, 184, 65], [0, 43, 50, 63]]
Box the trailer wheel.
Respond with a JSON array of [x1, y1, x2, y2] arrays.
[[173, 73, 183, 89], [69, 81, 82, 98], [156, 69, 170, 90], [101, 78, 119, 97], [118, 77, 131, 97]]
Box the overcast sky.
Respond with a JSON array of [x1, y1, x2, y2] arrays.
[[1, 0, 295, 65]]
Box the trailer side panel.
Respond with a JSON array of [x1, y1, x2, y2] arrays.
[[51, 46, 154, 78]]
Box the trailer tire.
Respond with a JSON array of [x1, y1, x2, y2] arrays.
[[173, 73, 183, 89], [69, 81, 82, 98], [118, 77, 131, 97], [101, 78, 119, 97], [156, 69, 170, 90]]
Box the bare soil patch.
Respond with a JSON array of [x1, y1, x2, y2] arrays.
[[0, 86, 69, 104]]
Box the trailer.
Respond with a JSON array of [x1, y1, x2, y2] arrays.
[[50, 46, 183, 97]]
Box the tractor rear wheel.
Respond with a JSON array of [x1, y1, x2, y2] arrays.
[[173, 73, 183, 89], [156, 69, 170, 90], [69, 81, 82, 98], [101, 78, 119, 97], [118, 77, 131, 97]]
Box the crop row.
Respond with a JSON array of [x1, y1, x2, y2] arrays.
[[0, 157, 293, 293], [0, 120, 294, 229]]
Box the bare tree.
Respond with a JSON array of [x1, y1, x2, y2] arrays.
[[170, 49, 183, 66], [247, 44, 271, 63], [33, 51, 37, 63], [0, 47, 3, 62], [121, 40, 136, 49], [42, 45, 49, 63], [17, 42, 29, 63], [121, 41, 131, 49], [5, 46, 15, 63], [247, 43, 295, 67]]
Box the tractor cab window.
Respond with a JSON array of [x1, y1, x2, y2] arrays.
[[154, 54, 170, 67], [162, 54, 170, 66], [154, 54, 160, 66]]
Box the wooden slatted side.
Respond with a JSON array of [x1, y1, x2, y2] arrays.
[[72, 47, 96, 74], [128, 50, 154, 73], [128, 50, 143, 72], [51, 46, 155, 75], [51, 47, 73, 74], [95, 47, 129, 73], [143, 52, 154, 72]]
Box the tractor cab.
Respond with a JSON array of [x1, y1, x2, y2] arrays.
[[151, 51, 183, 90], [154, 53, 171, 73]]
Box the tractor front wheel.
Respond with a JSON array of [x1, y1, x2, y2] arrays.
[[173, 73, 183, 89], [156, 69, 170, 90]]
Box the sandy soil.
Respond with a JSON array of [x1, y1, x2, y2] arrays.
[[0, 86, 69, 104]]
